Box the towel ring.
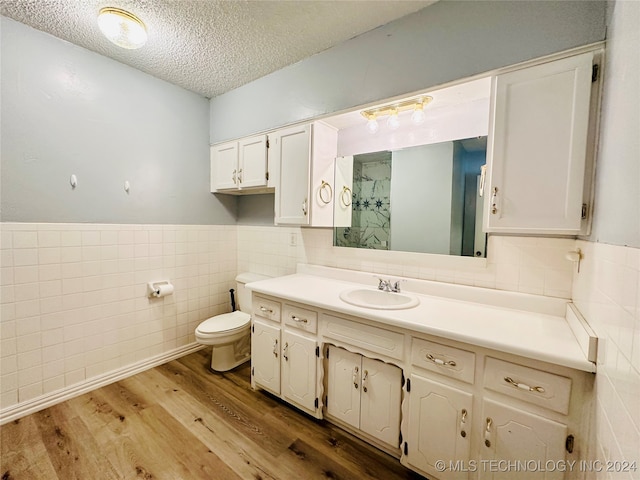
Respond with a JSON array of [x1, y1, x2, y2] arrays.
[[341, 186, 352, 207], [319, 180, 333, 204]]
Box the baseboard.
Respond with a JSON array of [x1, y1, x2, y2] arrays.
[[0, 343, 206, 425]]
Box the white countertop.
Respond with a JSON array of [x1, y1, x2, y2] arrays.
[[247, 271, 596, 373]]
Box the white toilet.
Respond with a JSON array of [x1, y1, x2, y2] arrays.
[[195, 272, 269, 372]]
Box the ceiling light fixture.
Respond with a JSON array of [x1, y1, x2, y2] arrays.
[[97, 7, 147, 50], [361, 96, 432, 133]]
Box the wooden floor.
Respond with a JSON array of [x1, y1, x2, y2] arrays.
[[1, 349, 425, 480]]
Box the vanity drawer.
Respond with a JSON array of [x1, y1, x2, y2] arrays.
[[322, 314, 404, 361], [411, 338, 476, 384], [252, 295, 281, 322], [484, 357, 572, 415], [283, 303, 318, 334]]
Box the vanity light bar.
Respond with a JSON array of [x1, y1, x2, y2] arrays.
[[360, 96, 433, 121]]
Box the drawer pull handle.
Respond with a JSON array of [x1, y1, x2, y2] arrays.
[[260, 306, 274, 314], [504, 376, 545, 393], [291, 315, 308, 324], [427, 354, 456, 367], [272, 339, 278, 358]]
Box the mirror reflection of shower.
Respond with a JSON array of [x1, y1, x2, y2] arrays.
[[334, 137, 487, 257]]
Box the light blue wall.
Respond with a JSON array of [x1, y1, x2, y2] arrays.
[[588, 1, 639, 248], [210, 0, 606, 144], [1, 17, 236, 225]]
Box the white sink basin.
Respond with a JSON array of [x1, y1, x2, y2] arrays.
[[339, 288, 420, 310]]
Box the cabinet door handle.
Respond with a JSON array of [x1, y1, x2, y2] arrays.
[[362, 370, 368, 393], [260, 306, 273, 314], [283, 342, 288, 361], [237, 168, 243, 184], [272, 339, 278, 358], [302, 198, 308, 216], [491, 186, 498, 215], [232, 169, 237, 184], [479, 164, 487, 197], [291, 314, 308, 324], [353, 366, 359, 389], [426, 353, 457, 367], [341, 186, 352, 207], [504, 376, 545, 393], [484, 417, 492, 448], [460, 409, 468, 438], [318, 180, 333, 204]]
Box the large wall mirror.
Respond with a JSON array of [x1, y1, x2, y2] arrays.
[[333, 137, 487, 257]]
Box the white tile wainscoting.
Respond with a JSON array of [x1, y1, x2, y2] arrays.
[[0, 221, 607, 429], [237, 225, 576, 298], [573, 241, 640, 480], [0, 222, 237, 418]]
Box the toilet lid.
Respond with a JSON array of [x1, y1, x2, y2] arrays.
[[197, 311, 250, 334]]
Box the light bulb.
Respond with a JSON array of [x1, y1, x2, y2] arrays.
[[411, 103, 426, 125], [367, 117, 379, 133], [98, 8, 147, 49], [387, 109, 400, 130]]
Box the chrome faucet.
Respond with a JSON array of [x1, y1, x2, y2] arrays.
[[376, 277, 402, 293]]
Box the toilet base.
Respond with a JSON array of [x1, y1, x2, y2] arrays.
[[209, 335, 251, 372]]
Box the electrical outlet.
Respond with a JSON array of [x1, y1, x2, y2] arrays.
[[289, 233, 297, 247]]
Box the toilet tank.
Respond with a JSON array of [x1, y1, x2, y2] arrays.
[[235, 273, 270, 313]]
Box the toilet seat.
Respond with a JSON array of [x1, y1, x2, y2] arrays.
[[195, 311, 250, 339]]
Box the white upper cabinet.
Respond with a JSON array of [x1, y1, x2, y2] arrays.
[[210, 134, 268, 192], [272, 122, 338, 226], [484, 52, 594, 234]]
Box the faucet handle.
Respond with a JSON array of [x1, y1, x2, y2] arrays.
[[375, 276, 390, 291]]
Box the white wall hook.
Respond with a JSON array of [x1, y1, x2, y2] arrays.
[[565, 248, 583, 272], [70, 174, 77, 188], [124, 180, 130, 193]]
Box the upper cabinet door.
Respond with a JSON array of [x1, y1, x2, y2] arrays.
[[211, 141, 239, 191], [239, 134, 268, 188], [484, 52, 594, 234], [273, 124, 312, 225]]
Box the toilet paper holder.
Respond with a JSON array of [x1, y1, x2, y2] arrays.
[[147, 280, 174, 298]]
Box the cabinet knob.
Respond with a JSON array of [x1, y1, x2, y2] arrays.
[[484, 417, 493, 448]]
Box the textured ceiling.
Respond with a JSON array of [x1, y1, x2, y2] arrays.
[[1, 0, 434, 99]]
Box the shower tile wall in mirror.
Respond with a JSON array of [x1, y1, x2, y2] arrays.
[[334, 137, 487, 257]]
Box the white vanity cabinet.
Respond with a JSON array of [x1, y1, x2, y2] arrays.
[[251, 296, 282, 395], [249, 275, 593, 480], [325, 345, 402, 448], [484, 52, 595, 235], [405, 375, 473, 480], [281, 303, 319, 415], [479, 399, 567, 480], [478, 357, 573, 480], [251, 296, 321, 417], [210, 134, 269, 192], [271, 121, 338, 226], [404, 339, 475, 479]]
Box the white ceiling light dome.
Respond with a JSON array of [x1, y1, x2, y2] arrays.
[[97, 7, 147, 50]]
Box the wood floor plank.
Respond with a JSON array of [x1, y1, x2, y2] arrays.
[[0, 351, 425, 480], [126, 368, 302, 480], [33, 404, 121, 480], [155, 358, 295, 458], [1, 416, 59, 480]]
